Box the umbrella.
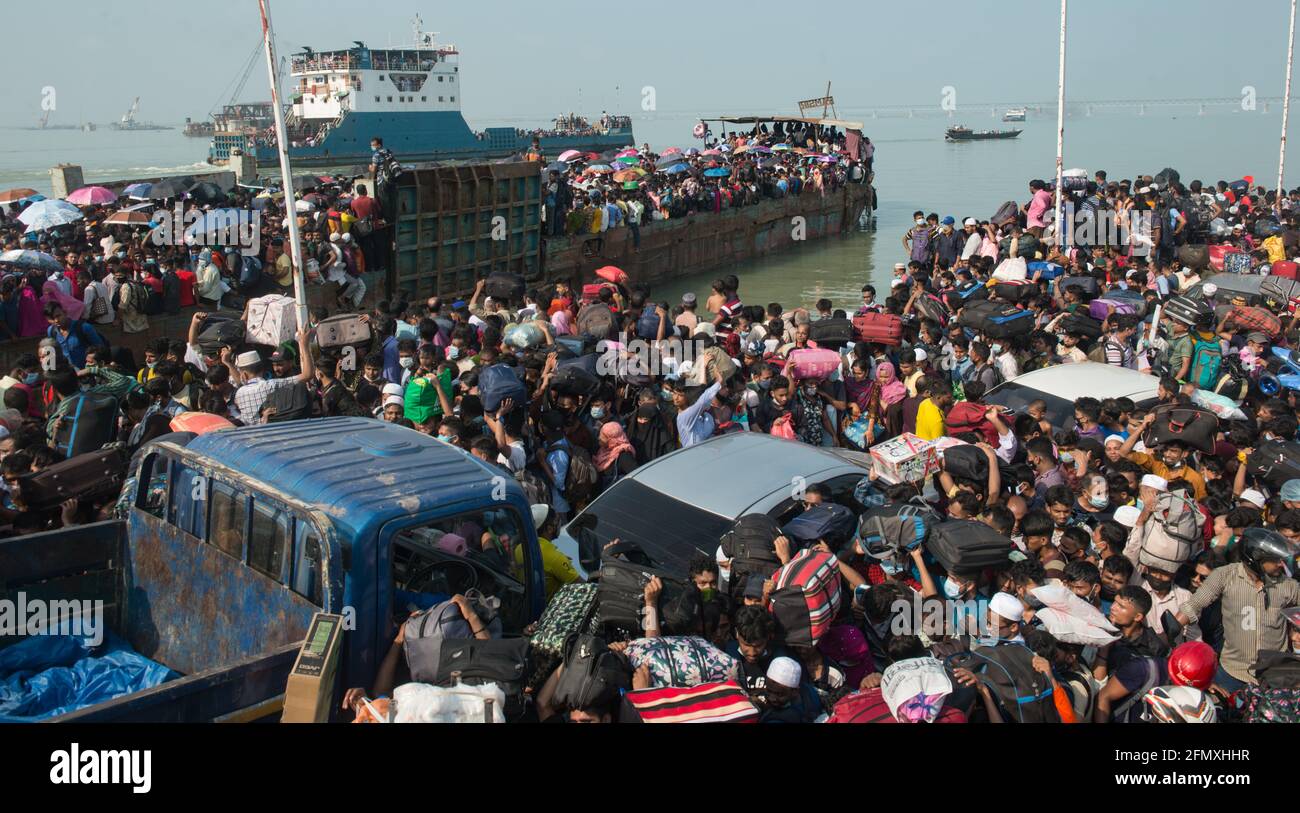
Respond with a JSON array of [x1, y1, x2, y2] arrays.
[[598, 149, 621, 161], [702, 149, 723, 156], [123, 182, 153, 199], [615, 156, 640, 166], [656, 155, 684, 169], [613, 168, 646, 182], [586, 164, 614, 174], [0, 188, 38, 204], [184, 209, 256, 242], [749, 145, 773, 154], [685, 147, 701, 156], [621, 181, 642, 190], [0, 249, 62, 273], [291, 174, 322, 191], [703, 167, 730, 178], [187, 181, 227, 204], [545, 161, 570, 173], [17, 199, 83, 230], [616, 149, 640, 158], [302, 192, 327, 205], [663, 163, 690, 175], [103, 210, 153, 226], [65, 186, 117, 206], [661, 147, 682, 155], [149, 178, 190, 199], [772, 144, 792, 151], [760, 157, 781, 169], [557, 149, 583, 162]]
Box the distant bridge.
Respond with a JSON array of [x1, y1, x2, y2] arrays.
[[841, 96, 1300, 119]]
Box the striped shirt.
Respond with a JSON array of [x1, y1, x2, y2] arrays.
[[1180, 563, 1300, 684], [232, 377, 299, 425]]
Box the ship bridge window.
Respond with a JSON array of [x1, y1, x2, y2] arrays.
[[375, 96, 380, 103], [378, 74, 385, 81], [439, 96, 444, 103], [422, 96, 427, 102], [449, 76, 455, 83], [388, 96, 393, 103], [438, 76, 444, 82], [450, 96, 456, 102]]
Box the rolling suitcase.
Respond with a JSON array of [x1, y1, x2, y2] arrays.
[[1164, 295, 1212, 327], [52, 391, 120, 457], [924, 519, 1012, 576], [852, 313, 903, 346], [316, 314, 371, 348], [959, 300, 1033, 339], [17, 446, 128, 512], [1261, 275, 1300, 315]]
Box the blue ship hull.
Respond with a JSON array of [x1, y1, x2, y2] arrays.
[[211, 110, 634, 168]]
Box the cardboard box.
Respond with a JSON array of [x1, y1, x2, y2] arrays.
[[870, 432, 939, 484]]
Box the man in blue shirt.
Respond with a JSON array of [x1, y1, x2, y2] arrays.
[[45, 302, 104, 370], [671, 365, 725, 448], [537, 411, 571, 520]]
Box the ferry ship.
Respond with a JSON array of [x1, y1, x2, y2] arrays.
[[208, 16, 634, 169], [1002, 107, 1027, 122]]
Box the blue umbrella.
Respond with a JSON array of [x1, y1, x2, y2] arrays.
[[123, 183, 152, 199], [0, 249, 63, 273], [18, 199, 83, 233], [546, 160, 569, 173], [663, 163, 690, 175], [704, 167, 730, 178]]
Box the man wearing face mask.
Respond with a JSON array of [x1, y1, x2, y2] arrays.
[[1024, 437, 1066, 508], [951, 592, 1060, 722], [1117, 414, 1207, 500], [222, 328, 315, 425]]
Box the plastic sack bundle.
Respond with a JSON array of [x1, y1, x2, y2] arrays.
[[0, 632, 177, 722], [1028, 584, 1120, 647], [390, 681, 506, 723]]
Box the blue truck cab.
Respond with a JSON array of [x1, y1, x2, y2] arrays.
[[3, 417, 545, 721]]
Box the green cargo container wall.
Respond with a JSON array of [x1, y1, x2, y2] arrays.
[[391, 161, 543, 299]]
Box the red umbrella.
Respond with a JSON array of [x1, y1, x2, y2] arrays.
[[103, 210, 153, 226], [0, 188, 37, 204]]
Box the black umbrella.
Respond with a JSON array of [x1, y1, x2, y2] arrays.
[[187, 181, 227, 204], [148, 178, 189, 199], [598, 150, 620, 162], [655, 155, 684, 169], [546, 160, 569, 173], [291, 174, 321, 192]]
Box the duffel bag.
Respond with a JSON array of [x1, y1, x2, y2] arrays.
[[1027, 260, 1066, 281], [596, 558, 687, 633], [719, 514, 784, 598], [925, 519, 1012, 576], [196, 313, 246, 353], [576, 303, 616, 340], [852, 312, 902, 346], [991, 200, 1018, 227], [1238, 685, 1300, 723], [552, 634, 631, 711], [1247, 439, 1300, 489], [1178, 244, 1210, 270], [484, 271, 526, 303], [245, 294, 298, 346], [944, 281, 990, 311], [1261, 275, 1300, 315], [992, 281, 1037, 304], [809, 317, 854, 347], [623, 635, 739, 688], [17, 446, 128, 512], [1060, 313, 1103, 340], [1256, 217, 1283, 238], [620, 680, 758, 723], [1057, 275, 1100, 299], [827, 687, 966, 723], [959, 300, 1033, 339], [781, 503, 856, 549], [787, 348, 841, 381], [430, 638, 530, 719], [1106, 288, 1147, 317], [1143, 403, 1218, 454], [529, 582, 600, 659], [316, 313, 371, 348], [949, 644, 1060, 723], [914, 294, 951, 328], [479, 364, 528, 413], [856, 513, 930, 560], [504, 322, 546, 349], [1088, 298, 1137, 322], [52, 391, 120, 457], [1209, 244, 1245, 271], [552, 361, 601, 397], [769, 549, 842, 647], [1251, 651, 1300, 690], [1225, 305, 1283, 339], [942, 443, 990, 483]]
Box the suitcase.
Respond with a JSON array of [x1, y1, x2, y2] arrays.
[[959, 300, 1033, 339], [315, 314, 371, 348], [1164, 294, 1213, 327], [17, 446, 128, 512], [991, 200, 1019, 227], [1272, 260, 1299, 281], [1144, 403, 1219, 454], [479, 364, 528, 413], [1060, 313, 1103, 340], [945, 281, 989, 310], [770, 549, 842, 647], [809, 317, 854, 346], [263, 382, 312, 422], [555, 335, 598, 357], [1178, 244, 1210, 270], [787, 347, 841, 381], [596, 558, 686, 633], [1027, 260, 1065, 281], [580, 283, 611, 305], [1088, 298, 1137, 321], [620, 681, 758, 723], [1209, 244, 1244, 272], [1056, 275, 1100, 299], [196, 314, 246, 353], [1261, 275, 1300, 315], [52, 391, 120, 457], [552, 362, 601, 397], [1224, 305, 1283, 339], [1247, 440, 1300, 489], [991, 281, 1037, 304], [852, 312, 903, 346], [484, 271, 525, 304], [719, 514, 784, 599], [780, 504, 856, 548], [1224, 252, 1254, 275], [245, 294, 299, 347], [924, 519, 1012, 576], [576, 303, 615, 340], [430, 638, 530, 720]]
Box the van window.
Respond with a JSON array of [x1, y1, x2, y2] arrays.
[[388, 507, 529, 635], [209, 482, 247, 560], [248, 502, 290, 582], [135, 454, 169, 519], [292, 524, 325, 606], [168, 463, 207, 539]]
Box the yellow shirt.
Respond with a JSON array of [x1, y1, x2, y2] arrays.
[[513, 535, 580, 600], [915, 398, 946, 441], [1127, 451, 1207, 501]]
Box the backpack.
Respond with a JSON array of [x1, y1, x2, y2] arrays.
[[1188, 335, 1222, 389], [161, 270, 181, 314], [549, 440, 598, 504], [719, 514, 784, 600], [552, 634, 631, 710], [953, 644, 1061, 723], [238, 255, 263, 289]]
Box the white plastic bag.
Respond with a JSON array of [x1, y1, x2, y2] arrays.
[[1029, 584, 1120, 646], [392, 681, 506, 723], [992, 256, 1027, 282]]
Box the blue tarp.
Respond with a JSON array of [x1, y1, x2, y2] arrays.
[[0, 633, 177, 722]]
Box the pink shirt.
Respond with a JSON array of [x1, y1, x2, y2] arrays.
[[1027, 189, 1053, 228]]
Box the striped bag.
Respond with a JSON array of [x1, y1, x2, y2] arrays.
[[620, 681, 759, 723], [1225, 305, 1283, 339], [770, 549, 843, 647]]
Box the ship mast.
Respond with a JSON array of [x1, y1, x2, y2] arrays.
[[257, 0, 308, 329]]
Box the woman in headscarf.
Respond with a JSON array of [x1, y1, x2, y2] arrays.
[[627, 391, 677, 464], [550, 308, 575, 337], [16, 274, 47, 338], [42, 276, 86, 322], [593, 420, 637, 491], [874, 361, 908, 440]]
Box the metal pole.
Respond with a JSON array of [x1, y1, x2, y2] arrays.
[[1280, 0, 1297, 212], [258, 0, 309, 330], [1053, 0, 1068, 247]]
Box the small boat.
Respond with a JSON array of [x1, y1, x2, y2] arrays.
[[946, 126, 1022, 141], [1003, 107, 1026, 122]]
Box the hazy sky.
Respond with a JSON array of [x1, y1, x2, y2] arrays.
[[5, 0, 1298, 125]]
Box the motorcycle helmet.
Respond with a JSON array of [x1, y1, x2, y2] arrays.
[[1167, 641, 1218, 690], [1142, 685, 1217, 723], [1240, 527, 1299, 578]]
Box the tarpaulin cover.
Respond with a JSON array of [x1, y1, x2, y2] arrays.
[[0, 633, 177, 722]]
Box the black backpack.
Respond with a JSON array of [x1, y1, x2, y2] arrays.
[[719, 514, 784, 598], [262, 381, 313, 422], [552, 634, 631, 711], [161, 270, 181, 314], [951, 644, 1060, 723], [596, 556, 686, 635]]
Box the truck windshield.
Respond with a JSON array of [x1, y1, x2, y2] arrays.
[[568, 478, 734, 575]]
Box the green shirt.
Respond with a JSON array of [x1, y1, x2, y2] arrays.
[[1167, 333, 1193, 378]]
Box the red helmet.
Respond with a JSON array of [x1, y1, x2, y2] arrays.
[[1167, 641, 1217, 690]]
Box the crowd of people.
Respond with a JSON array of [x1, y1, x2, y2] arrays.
[[4, 145, 1300, 724], [542, 120, 874, 240]]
